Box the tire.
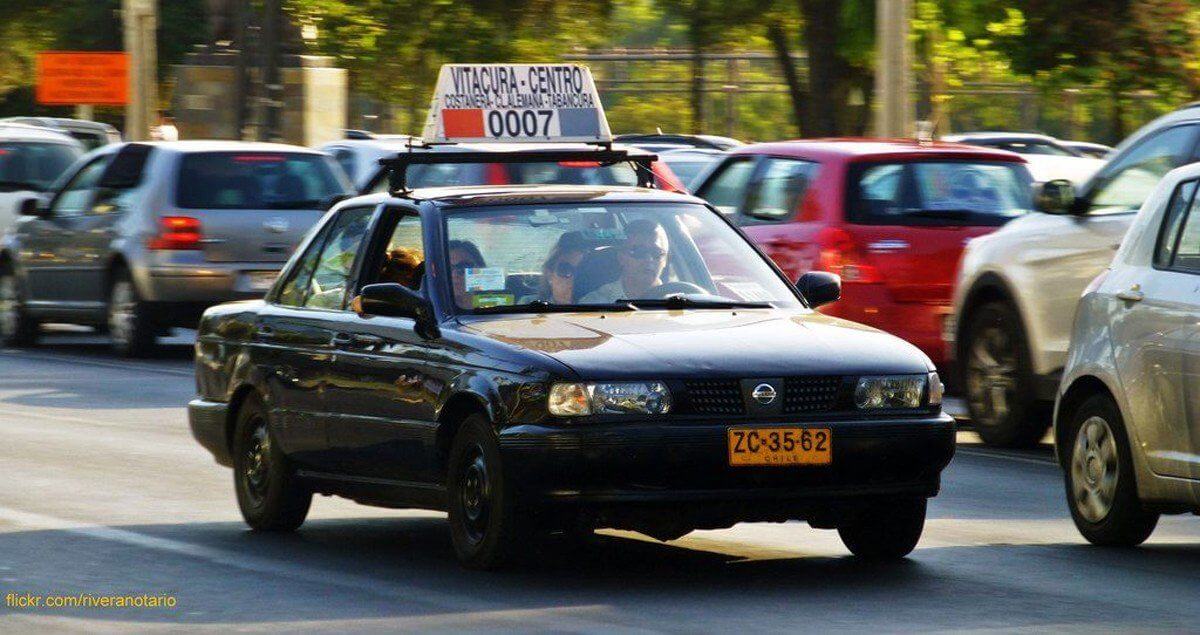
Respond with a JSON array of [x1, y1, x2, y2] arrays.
[[232, 395, 312, 532], [962, 301, 1049, 448], [447, 414, 531, 569], [0, 267, 39, 347], [1062, 393, 1158, 547], [837, 497, 927, 560], [108, 270, 157, 357]]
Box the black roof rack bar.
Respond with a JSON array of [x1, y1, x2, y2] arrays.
[[380, 148, 659, 193]]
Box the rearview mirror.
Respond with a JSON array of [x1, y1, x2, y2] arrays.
[[797, 271, 841, 309], [1036, 179, 1076, 214], [352, 283, 439, 338]]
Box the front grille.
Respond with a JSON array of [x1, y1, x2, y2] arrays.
[[683, 379, 745, 415], [782, 376, 843, 414]]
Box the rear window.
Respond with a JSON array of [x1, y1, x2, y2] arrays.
[[176, 152, 348, 210], [0, 142, 82, 191], [847, 160, 1032, 227]]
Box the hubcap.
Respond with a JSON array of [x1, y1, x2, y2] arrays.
[[0, 275, 17, 338], [458, 445, 491, 544], [108, 281, 136, 347], [243, 420, 271, 507], [966, 325, 1018, 427], [1071, 415, 1119, 523]]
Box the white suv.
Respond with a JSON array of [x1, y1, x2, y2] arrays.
[[950, 104, 1200, 447]]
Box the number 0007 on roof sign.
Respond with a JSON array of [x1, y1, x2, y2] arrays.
[[422, 64, 613, 144]]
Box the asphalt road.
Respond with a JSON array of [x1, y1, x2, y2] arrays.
[[2, 331, 1200, 633]]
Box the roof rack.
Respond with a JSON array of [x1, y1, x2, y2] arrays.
[[379, 146, 659, 194]]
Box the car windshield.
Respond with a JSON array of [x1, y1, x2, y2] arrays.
[[0, 142, 82, 191], [443, 202, 801, 312], [848, 160, 1032, 226], [176, 152, 350, 210]]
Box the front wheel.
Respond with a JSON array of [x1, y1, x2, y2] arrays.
[[0, 268, 39, 347], [232, 395, 312, 531], [447, 415, 531, 569], [962, 301, 1049, 447], [1063, 394, 1158, 546], [837, 498, 926, 560]]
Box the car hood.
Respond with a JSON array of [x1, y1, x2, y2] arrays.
[[462, 309, 932, 379]]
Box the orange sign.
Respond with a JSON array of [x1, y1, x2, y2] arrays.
[[36, 52, 129, 106]]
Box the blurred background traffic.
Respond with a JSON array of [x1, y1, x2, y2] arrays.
[[3, 0, 1199, 449]]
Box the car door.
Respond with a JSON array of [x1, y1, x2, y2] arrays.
[[258, 205, 377, 472], [323, 208, 443, 484], [1108, 179, 1196, 479], [22, 154, 112, 304]]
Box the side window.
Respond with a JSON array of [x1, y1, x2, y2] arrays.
[[1160, 180, 1200, 273], [696, 158, 756, 215], [303, 207, 375, 310], [1154, 180, 1197, 269], [49, 158, 110, 217], [743, 158, 818, 221], [90, 144, 153, 216], [1090, 125, 1200, 215], [276, 221, 336, 307], [364, 212, 426, 291]]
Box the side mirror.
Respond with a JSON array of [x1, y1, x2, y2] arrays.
[[797, 271, 841, 309], [17, 195, 47, 217], [1036, 179, 1076, 214], [352, 282, 439, 338]]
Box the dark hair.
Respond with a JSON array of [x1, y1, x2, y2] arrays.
[[447, 240, 486, 268], [624, 218, 663, 242], [537, 231, 589, 300]]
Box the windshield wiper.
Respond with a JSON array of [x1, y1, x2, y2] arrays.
[[619, 296, 772, 310], [472, 299, 637, 314]]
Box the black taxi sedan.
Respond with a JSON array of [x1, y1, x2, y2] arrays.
[[188, 156, 954, 569]]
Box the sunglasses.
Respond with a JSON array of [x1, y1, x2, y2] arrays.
[[623, 245, 666, 260], [552, 260, 576, 279]]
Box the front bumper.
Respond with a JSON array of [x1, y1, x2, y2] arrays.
[[499, 414, 956, 505], [188, 398, 232, 467]]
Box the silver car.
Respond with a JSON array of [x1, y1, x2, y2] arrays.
[[1056, 161, 1200, 546], [0, 141, 351, 356]]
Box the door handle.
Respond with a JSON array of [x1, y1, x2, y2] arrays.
[[1116, 285, 1144, 303], [255, 325, 276, 341], [332, 332, 354, 346], [867, 239, 910, 253]]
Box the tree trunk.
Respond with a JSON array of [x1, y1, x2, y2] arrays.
[[799, 0, 845, 136], [767, 19, 807, 137]]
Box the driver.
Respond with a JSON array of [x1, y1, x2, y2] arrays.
[[580, 219, 668, 303]]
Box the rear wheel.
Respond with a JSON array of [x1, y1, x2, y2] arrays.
[[837, 498, 926, 560], [962, 301, 1048, 447], [447, 415, 531, 569], [1063, 394, 1158, 546], [232, 395, 312, 531], [0, 268, 38, 347], [108, 270, 157, 357]]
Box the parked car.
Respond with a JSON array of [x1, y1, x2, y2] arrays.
[[1055, 161, 1200, 546], [942, 132, 1105, 186], [658, 148, 726, 190], [0, 117, 122, 151], [950, 104, 1200, 446], [187, 148, 954, 569], [319, 137, 687, 193], [692, 139, 1034, 371], [615, 133, 743, 151], [0, 141, 352, 355], [1063, 140, 1114, 159], [0, 123, 84, 234]]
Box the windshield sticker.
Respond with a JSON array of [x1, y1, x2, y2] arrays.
[[723, 282, 773, 302], [471, 293, 515, 308], [464, 267, 507, 292]]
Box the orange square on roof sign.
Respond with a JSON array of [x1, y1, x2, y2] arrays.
[[36, 51, 129, 106], [441, 109, 485, 138]]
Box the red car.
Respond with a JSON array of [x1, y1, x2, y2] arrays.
[[693, 139, 1032, 370]]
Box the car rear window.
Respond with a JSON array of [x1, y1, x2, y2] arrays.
[[176, 152, 348, 210], [0, 142, 82, 191], [847, 159, 1032, 227]]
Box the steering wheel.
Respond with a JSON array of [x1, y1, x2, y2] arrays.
[[645, 281, 708, 298]]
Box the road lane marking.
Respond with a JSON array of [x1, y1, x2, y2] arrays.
[[0, 505, 647, 634], [0, 350, 193, 377], [956, 447, 1057, 467]]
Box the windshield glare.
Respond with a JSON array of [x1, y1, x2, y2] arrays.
[[176, 152, 349, 210], [444, 202, 800, 312], [0, 142, 82, 190]]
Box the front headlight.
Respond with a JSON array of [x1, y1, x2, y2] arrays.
[[548, 381, 672, 417], [854, 375, 927, 409]]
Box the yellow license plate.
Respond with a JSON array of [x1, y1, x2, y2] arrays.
[[727, 427, 831, 466]]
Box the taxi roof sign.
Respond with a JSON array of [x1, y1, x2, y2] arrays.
[[421, 64, 613, 145]]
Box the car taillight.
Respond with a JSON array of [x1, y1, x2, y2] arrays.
[[148, 216, 202, 250], [814, 227, 881, 284]]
